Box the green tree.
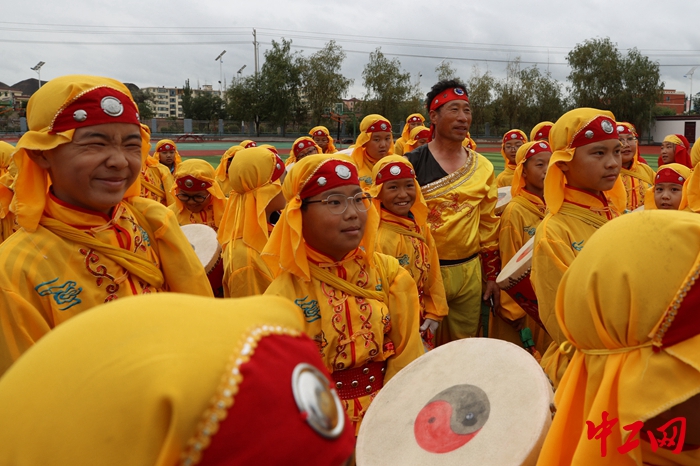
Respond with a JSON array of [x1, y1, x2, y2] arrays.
[[493, 59, 526, 130], [302, 41, 353, 125], [225, 75, 263, 134], [181, 79, 194, 118], [435, 60, 459, 82], [519, 66, 565, 130], [259, 38, 305, 136], [129, 87, 155, 121], [361, 48, 413, 123], [466, 65, 495, 136], [189, 92, 224, 121]]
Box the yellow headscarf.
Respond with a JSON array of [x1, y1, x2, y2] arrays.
[[369, 155, 429, 227], [400, 113, 425, 142], [153, 138, 182, 170], [0, 293, 355, 465], [500, 129, 528, 168], [170, 158, 226, 211], [351, 114, 394, 172], [644, 162, 691, 210], [240, 139, 257, 149], [214, 144, 243, 187], [683, 165, 700, 212], [530, 121, 554, 142], [510, 140, 551, 198], [217, 147, 283, 250], [545, 108, 626, 215], [0, 141, 14, 179], [286, 136, 322, 166], [691, 141, 700, 167], [261, 154, 380, 281], [403, 125, 430, 154], [538, 211, 700, 465], [309, 126, 337, 153], [10, 75, 151, 232], [462, 132, 478, 151]]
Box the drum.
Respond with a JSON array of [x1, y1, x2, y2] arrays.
[[495, 236, 542, 328], [495, 186, 512, 215], [356, 338, 554, 466], [181, 224, 224, 297], [632, 205, 645, 212]]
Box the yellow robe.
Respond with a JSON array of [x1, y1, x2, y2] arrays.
[[531, 186, 621, 388], [420, 151, 500, 342], [223, 237, 275, 298], [375, 208, 448, 323], [620, 162, 654, 211], [264, 246, 424, 433], [140, 163, 175, 207], [167, 197, 226, 231], [393, 137, 406, 156], [494, 190, 551, 355], [0, 194, 213, 376], [0, 185, 18, 243], [496, 163, 516, 188]]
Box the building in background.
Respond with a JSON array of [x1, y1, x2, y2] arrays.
[[657, 89, 686, 115], [142, 84, 216, 119]]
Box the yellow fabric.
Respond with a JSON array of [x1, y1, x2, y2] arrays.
[[214, 145, 243, 195], [420, 149, 500, 261], [153, 138, 182, 172], [511, 141, 545, 197], [262, 154, 380, 281], [0, 143, 18, 243], [351, 114, 394, 188], [140, 158, 176, 207], [403, 125, 430, 154], [692, 141, 700, 167], [664, 134, 684, 148], [545, 108, 626, 215], [531, 186, 621, 388], [436, 257, 483, 342], [621, 164, 654, 212], [0, 195, 213, 376], [264, 246, 424, 433], [497, 129, 527, 188], [217, 147, 282, 250], [286, 136, 322, 166], [530, 121, 554, 141], [369, 155, 428, 226], [682, 165, 700, 212], [0, 141, 14, 179], [168, 159, 226, 230], [309, 126, 338, 154], [0, 293, 310, 466], [394, 113, 425, 156], [462, 133, 478, 152], [645, 163, 691, 210], [10, 75, 151, 233], [222, 237, 274, 298], [537, 211, 700, 466]]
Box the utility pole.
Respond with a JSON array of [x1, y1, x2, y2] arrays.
[[31, 61, 45, 89], [253, 29, 259, 78], [215, 50, 226, 99], [685, 67, 698, 113]]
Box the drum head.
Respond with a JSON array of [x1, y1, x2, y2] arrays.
[[496, 236, 534, 290], [356, 338, 553, 466], [496, 187, 512, 215], [180, 224, 222, 272]]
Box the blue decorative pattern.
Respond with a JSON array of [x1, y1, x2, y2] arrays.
[[295, 295, 321, 323], [572, 240, 585, 252], [35, 277, 83, 311]]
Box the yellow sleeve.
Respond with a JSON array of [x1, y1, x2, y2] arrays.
[[498, 204, 527, 321], [134, 198, 214, 297], [394, 138, 405, 156], [383, 260, 424, 382], [496, 171, 508, 188], [478, 167, 500, 252], [224, 265, 272, 298], [422, 228, 449, 322]]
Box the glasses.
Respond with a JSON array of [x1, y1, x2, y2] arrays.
[[176, 192, 210, 203], [304, 192, 373, 215], [619, 137, 637, 146]]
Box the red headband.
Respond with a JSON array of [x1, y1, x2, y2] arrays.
[[293, 139, 318, 157], [176, 175, 212, 192], [244, 141, 257, 148], [414, 129, 430, 141], [271, 154, 285, 183], [616, 123, 636, 137], [300, 160, 359, 200], [429, 87, 469, 112], [157, 143, 175, 152], [525, 141, 551, 160], [51, 87, 140, 134], [570, 115, 619, 149], [407, 115, 423, 123], [532, 125, 552, 141], [655, 167, 687, 186], [375, 162, 415, 185], [503, 130, 526, 145], [312, 129, 328, 137], [366, 120, 392, 133]]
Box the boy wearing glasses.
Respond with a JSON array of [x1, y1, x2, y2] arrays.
[[169, 159, 227, 230], [263, 154, 424, 434], [617, 122, 654, 211]]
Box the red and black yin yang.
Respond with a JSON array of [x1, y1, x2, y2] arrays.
[[414, 384, 490, 453]]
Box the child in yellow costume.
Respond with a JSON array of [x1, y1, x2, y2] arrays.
[[262, 154, 424, 434], [537, 211, 700, 466], [529, 121, 553, 142], [139, 153, 175, 206], [168, 159, 227, 230], [494, 141, 552, 358], [219, 146, 286, 297], [154, 138, 181, 174], [402, 125, 430, 155], [286, 136, 322, 166], [644, 163, 691, 211], [352, 114, 394, 188], [370, 155, 448, 349], [309, 126, 338, 154], [617, 122, 654, 211], [0, 75, 213, 377], [0, 141, 18, 242], [496, 129, 528, 188], [531, 108, 626, 389], [214, 144, 243, 196], [393, 113, 425, 156]]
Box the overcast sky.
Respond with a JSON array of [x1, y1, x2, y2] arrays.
[[2, 0, 700, 101]]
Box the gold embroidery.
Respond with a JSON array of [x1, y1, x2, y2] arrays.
[[421, 150, 477, 200]]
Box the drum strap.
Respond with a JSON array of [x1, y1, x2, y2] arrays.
[[140, 178, 166, 199]]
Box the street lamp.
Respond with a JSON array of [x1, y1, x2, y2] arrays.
[[237, 64, 246, 84], [215, 50, 226, 98], [684, 66, 698, 113], [31, 61, 45, 89]]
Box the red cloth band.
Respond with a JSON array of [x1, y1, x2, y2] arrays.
[[157, 143, 175, 152], [176, 175, 212, 192], [366, 120, 392, 133], [51, 87, 140, 134], [480, 249, 501, 282], [300, 159, 360, 200], [652, 273, 700, 351], [375, 162, 415, 185], [293, 138, 318, 156], [407, 115, 423, 123], [525, 141, 552, 160], [331, 361, 386, 400], [414, 129, 430, 140], [271, 154, 285, 183], [312, 129, 328, 137], [532, 124, 552, 141], [655, 167, 687, 185], [570, 115, 619, 149], [429, 87, 469, 112], [244, 141, 257, 148], [616, 123, 635, 136], [502, 130, 526, 145]]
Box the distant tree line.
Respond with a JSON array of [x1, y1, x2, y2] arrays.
[[136, 37, 668, 140]]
